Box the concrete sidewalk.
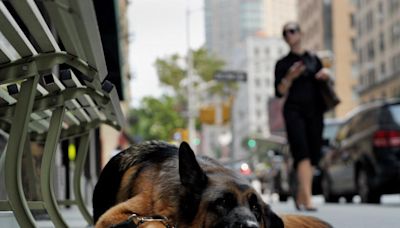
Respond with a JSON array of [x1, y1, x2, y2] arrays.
[[0, 206, 92, 228], [37, 206, 92, 228]]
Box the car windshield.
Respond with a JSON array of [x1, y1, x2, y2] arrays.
[[388, 104, 400, 125]]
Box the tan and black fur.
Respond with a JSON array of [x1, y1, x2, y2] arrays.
[[93, 141, 331, 228]]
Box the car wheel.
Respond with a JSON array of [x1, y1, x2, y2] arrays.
[[344, 195, 354, 203], [278, 193, 288, 202], [322, 173, 339, 203], [357, 169, 380, 204]]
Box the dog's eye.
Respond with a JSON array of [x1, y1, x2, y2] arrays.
[[213, 192, 236, 212], [249, 194, 262, 220], [215, 198, 227, 207]]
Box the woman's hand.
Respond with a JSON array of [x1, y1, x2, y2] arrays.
[[278, 61, 305, 96], [287, 61, 305, 80], [315, 68, 330, 81]]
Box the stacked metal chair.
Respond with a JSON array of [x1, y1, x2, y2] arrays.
[[0, 0, 125, 227]]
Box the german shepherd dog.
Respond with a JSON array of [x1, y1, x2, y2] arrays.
[[93, 141, 331, 228]]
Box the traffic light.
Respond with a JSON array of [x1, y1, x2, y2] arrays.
[[199, 98, 232, 125], [247, 139, 257, 149], [222, 100, 231, 124], [199, 105, 216, 124], [194, 138, 201, 146]]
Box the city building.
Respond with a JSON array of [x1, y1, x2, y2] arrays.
[[263, 0, 298, 37], [298, 0, 358, 118], [354, 0, 400, 102], [331, 0, 358, 117], [298, 0, 332, 52], [232, 37, 288, 160], [205, 0, 297, 68], [204, 0, 297, 160], [205, 0, 265, 68]]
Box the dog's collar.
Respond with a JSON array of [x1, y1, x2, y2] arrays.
[[110, 213, 176, 228]]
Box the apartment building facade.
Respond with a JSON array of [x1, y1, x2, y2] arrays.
[[354, 0, 400, 102]]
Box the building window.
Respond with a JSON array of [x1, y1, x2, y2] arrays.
[[367, 40, 375, 61], [358, 48, 363, 65], [379, 32, 385, 52], [389, 0, 400, 15], [381, 62, 386, 78], [378, 2, 384, 23], [256, 94, 261, 103], [392, 54, 400, 74], [366, 11, 374, 32], [350, 13, 356, 28], [265, 47, 270, 55], [391, 22, 400, 45], [256, 109, 262, 118], [351, 38, 357, 52], [254, 47, 259, 56], [368, 69, 376, 86]]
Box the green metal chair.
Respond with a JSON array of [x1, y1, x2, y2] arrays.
[[0, 0, 124, 227]]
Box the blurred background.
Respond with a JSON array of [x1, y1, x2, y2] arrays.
[[107, 0, 400, 207], [1, 0, 398, 227]]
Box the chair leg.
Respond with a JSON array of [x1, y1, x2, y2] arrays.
[[4, 76, 39, 228], [74, 132, 93, 225], [41, 106, 68, 228]]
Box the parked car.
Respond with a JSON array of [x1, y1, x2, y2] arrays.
[[273, 118, 344, 201], [320, 99, 400, 203]]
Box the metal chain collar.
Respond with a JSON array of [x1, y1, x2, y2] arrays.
[[111, 213, 176, 228]]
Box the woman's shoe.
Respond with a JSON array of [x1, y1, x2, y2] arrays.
[[294, 200, 301, 211], [303, 206, 318, 212]]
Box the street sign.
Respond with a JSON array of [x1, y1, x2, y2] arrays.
[[214, 70, 247, 82]]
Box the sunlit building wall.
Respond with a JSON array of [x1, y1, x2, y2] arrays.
[[331, 0, 358, 117], [298, 0, 359, 118], [263, 0, 298, 37]]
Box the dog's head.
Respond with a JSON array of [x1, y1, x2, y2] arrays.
[[177, 142, 283, 228]]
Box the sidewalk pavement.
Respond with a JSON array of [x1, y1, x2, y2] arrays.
[[37, 206, 92, 228], [0, 206, 92, 228]]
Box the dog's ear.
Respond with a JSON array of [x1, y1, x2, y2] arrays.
[[178, 141, 208, 192], [262, 204, 284, 228]]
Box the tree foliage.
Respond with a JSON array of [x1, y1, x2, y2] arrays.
[[129, 95, 185, 141], [128, 48, 229, 141], [154, 47, 225, 95]]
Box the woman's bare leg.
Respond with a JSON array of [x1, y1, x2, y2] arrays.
[[296, 159, 314, 208]]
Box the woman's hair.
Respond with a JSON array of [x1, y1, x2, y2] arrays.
[[282, 22, 301, 36]]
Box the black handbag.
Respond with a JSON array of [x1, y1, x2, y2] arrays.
[[319, 79, 340, 112]]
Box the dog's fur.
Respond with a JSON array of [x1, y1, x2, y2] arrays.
[[93, 141, 331, 228]]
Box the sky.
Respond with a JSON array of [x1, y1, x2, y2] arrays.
[[128, 0, 205, 107]]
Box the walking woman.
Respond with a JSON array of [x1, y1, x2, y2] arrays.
[[274, 22, 330, 211]]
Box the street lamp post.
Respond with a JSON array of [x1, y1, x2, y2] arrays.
[[186, 4, 196, 150]]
